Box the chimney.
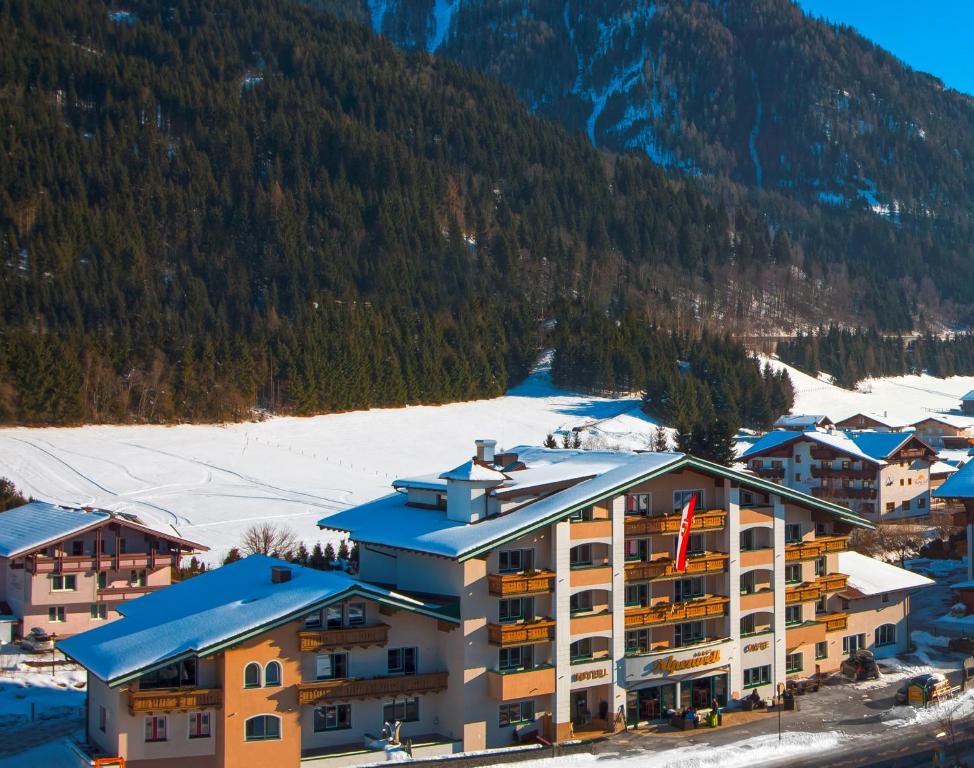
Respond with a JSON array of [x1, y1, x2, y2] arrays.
[[271, 565, 292, 584], [475, 439, 497, 464]]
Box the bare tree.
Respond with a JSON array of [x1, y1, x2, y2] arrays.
[[930, 511, 959, 544], [850, 523, 925, 565], [241, 523, 300, 560]]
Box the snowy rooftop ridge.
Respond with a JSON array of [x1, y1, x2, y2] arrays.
[[58, 555, 458, 685], [837, 551, 934, 596], [0, 502, 111, 558], [773, 414, 831, 429], [742, 428, 930, 465], [933, 459, 974, 499], [439, 460, 507, 483]]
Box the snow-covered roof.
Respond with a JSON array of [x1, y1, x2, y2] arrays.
[[912, 414, 974, 430], [835, 411, 908, 429], [0, 503, 111, 558], [742, 429, 929, 465], [322, 451, 872, 561], [773, 414, 831, 429], [933, 459, 974, 499], [58, 555, 457, 685], [438, 460, 507, 483], [962, 391, 974, 401], [837, 551, 934, 596], [930, 460, 959, 477]]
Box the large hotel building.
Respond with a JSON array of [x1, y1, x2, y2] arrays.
[[61, 441, 931, 768]]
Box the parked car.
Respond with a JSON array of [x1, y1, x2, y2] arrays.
[[839, 649, 880, 681], [20, 627, 54, 652], [895, 673, 949, 706]]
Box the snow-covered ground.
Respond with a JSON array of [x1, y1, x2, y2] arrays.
[[0, 355, 663, 563], [0, 645, 85, 720]]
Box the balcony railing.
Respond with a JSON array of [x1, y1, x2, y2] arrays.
[[487, 618, 556, 646], [97, 585, 155, 601], [26, 552, 180, 574], [785, 536, 849, 561], [298, 625, 389, 652], [128, 688, 222, 714], [822, 612, 848, 632], [297, 671, 449, 706], [819, 573, 849, 592], [811, 486, 877, 500], [486, 665, 556, 701], [487, 570, 556, 597], [624, 511, 726, 536], [752, 467, 785, 480], [624, 595, 728, 629], [810, 466, 875, 480], [625, 552, 728, 582]]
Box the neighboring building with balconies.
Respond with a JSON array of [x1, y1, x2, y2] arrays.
[[742, 429, 937, 519], [0, 502, 205, 637], [57, 441, 931, 767]]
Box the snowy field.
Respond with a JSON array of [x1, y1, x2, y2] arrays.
[[3, 353, 974, 562]]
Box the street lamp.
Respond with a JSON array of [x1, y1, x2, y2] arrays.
[[50, 632, 58, 678], [776, 681, 784, 741]]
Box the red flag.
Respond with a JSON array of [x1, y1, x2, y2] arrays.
[[675, 494, 698, 572]]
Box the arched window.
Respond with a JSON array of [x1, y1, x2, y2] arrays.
[[875, 623, 896, 647], [245, 714, 281, 741], [264, 661, 282, 687], [244, 662, 261, 689]]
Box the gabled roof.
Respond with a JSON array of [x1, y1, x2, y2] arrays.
[[962, 391, 974, 401], [439, 460, 507, 483], [742, 429, 933, 465], [837, 551, 934, 596], [321, 452, 872, 562], [773, 414, 832, 429], [58, 555, 457, 686], [835, 412, 907, 429], [933, 459, 974, 499], [912, 413, 974, 430], [0, 503, 111, 558]]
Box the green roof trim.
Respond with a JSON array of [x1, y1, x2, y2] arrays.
[[457, 454, 872, 561]]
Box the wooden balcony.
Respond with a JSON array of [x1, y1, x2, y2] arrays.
[[128, 688, 222, 714], [785, 535, 849, 561], [298, 625, 389, 652], [624, 511, 726, 536], [486, 666, 555, 701], [752, 467, 785, 480], [624, 595, 728, 629], [97, 585, 155, 601], [570, 519, 612, 540], [487, 571, 555, 597], [819, 573, 849, 592], [625, 552, 728, 582], [487, 618, 556, 647], [297, 671, 448, 706], [26, 552, 180, 574], [823, 612, 848, 632], [810, 466, 875, 480], [811, 486, 877, 500], [785, 583, 823, 604]]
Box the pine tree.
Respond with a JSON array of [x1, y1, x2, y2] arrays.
[[337, 539, 350, 563], [319, 543, 334, 570], [293, 543, 310, 566], [309, 543, 327, 570], [543, 433, 557, 448], [653, 425, 669, 452], [223, 547, 243, 565]]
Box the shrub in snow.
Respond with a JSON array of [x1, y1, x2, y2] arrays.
[[951, 602, 968, 617]]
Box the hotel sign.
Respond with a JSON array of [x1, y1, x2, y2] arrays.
[[572, 668, 608, 683], [651, 649, 720, 674], [744, 641, 769, 653], [625, 640, 730, 682]]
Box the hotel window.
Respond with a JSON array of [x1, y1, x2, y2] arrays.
[[304, 610, 322, 628], [499, 645, 533, 672], [784, 523, 801, 544], [119, 538, 127, 553], [675, 577, 703, 602], [188, 711, 211, 739], [48, 606, 65, 623], [744, 665, 771, 688], [130, 569, 147, 587], [816, 522, 826, 535], [570, 591, 593, 615], [918, 497, 926, 508], [569, 544, 592, 568], [625, 629, 650, 654], [740, 614, 756, 636], [626, 493, 651, 516], [814, 557, 826, 577], [314, 704, 351, 732], [786, 652, 803, 674], [499, 700, 535, 727], [886, 502, 895, 512], [72, 540, 84, 556], [383, 698, 419, 723], [98, 706, 107, 732], [244, 715, 281, 741], [625, 584, 648, 608], [347, 602, 365, 626], [842, 633, 866, 655], [674, 621, 703, 648], [244, 662, 262, 688], [686, 533, 704, 556], [570, 638, 593, 662], [673, 489, 703, 513], [51, 574, 77, 591], [499, 597, 533, 624], [902, 499, 911, 511], [794, 454, 802, 464], [264, 661, 282, 687], [740, 571, 756, 595], [499, 548, 534, 573], [96, 571, 107, 589], [740, 529, 755, 551], [387, 647, 417, 676], [141, 659, 197, 690], [784, 564, 802, 584], [815, 596, 827, 614], [625, 539, 648, 562], [315, 653, 348, 681], [325, 605, 342, 629], [90, 603, 107, 620], [785, 605, 802, 626], [875, 624, 896, 647], [816, 641, 828, 660], [145, 715, 167, 742]]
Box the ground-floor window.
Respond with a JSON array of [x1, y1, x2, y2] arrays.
[[48, 606, 65, 623], [145, 716, 167, 742], [842, 633, 867, 655], [816, 641, 828, 660], [188, 711, 211, 739], [383, 697, 419, 723], [90, 603, 107, 620], [744, 665, 771, 688], [499, 645, 533, 671], [499, 700, 535, 727], [245, 715, 281, 741], [786, 652, 803, 674], [314, 704, 351, 732], [875, 623, 896, 647], [674, 621, 703, 647]]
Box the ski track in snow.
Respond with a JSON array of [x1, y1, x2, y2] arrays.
[[749, 68, 763, 190], [428, 0, 456, 52]]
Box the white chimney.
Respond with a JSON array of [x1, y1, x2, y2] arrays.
[[440, 459, 506, 523], [475, 439, 497, 464]]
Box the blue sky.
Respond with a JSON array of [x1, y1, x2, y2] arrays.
[[796, 0, 974, 96]]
